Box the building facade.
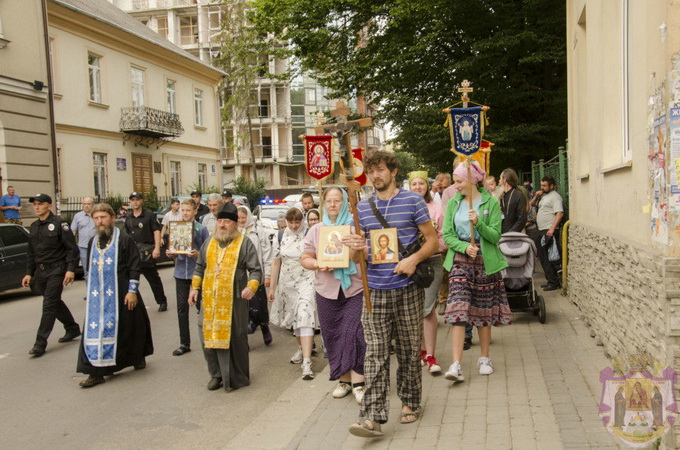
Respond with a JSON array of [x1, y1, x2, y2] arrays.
[[567, 2, 680, 442], [0, 0, 55, 223], [111, 0, 387, 193], [48, 0, 224, 202]]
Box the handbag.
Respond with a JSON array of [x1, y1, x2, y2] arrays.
[[368, 197, 435, 288], [137, 243, 155, 268]]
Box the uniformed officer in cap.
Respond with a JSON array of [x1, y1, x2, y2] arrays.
[[190, 190, 210, 220], [124, 192, 168, 311], [221, 189, 233, 205], [21, 193, 81, 357]]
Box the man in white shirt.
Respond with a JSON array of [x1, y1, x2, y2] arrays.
[[161, 198, 182, 238], [201, 193, 221, 236], [530, 176, 564, 291]]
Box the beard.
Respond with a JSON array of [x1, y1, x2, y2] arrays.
[[214, 227, 239, 244], [373, 177, 392, 192], [97, 224, 114, 242]]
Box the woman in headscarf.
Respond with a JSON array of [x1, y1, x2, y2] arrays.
[[442, 161, 512, 382], [306, 208, 321, 230], [408, 171, 447, 375], [237, 205, 274, 346], [301, 187, 367, 403], [269, 207, 318, 380]]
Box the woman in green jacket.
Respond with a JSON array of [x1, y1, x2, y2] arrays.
[[442, 161, 512, 383]]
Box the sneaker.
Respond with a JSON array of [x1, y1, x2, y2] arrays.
[[478, 357, 494, 375], [290, 346, 303, 364], [420, 350, 427, 366], [444, 361, 464, 382], [425, 355, 442, 373], [332, 382, 352, 398], [301, 360, 314, 380], [353, 386, 365, 404]]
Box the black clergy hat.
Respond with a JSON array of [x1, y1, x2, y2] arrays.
[[129, 192, 144, 200], [217, 202, 238, 221], [29, 193, 52, 204]]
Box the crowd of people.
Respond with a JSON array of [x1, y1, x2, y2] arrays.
[[13, 151, 564, 438]]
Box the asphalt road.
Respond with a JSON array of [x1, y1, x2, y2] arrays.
[[0, 265, 328, 449]]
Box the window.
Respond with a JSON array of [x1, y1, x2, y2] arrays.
[[262, 136, 272, 158], [156, 16, 168, 40], [208, 10, 222, 40], [194, 88, 203, 126], [0, 226, 28, 247], [305, 88, 316, 104], [88, 54, 102, 103], [198, 163, 207, 190], [131, 67, 145, 107], [132, 0, 149, 10], [166, 79, 176, 114], [179, 15, 199, 46], [170, 161, 181, 196], [259, 99, 269, 118], [93, 153, 108, 197]]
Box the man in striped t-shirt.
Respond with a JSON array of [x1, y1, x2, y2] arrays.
[[348, 151, 438, 438]]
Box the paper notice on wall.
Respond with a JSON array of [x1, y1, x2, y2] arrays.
[[671, 108, 680, 193]]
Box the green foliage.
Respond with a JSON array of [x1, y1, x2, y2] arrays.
[[105, 193, 126, 216], [232, 176, 267, 209], [184, 183, 220, 195], [251, 0, 567, 176], [142, 190, 163, 212]]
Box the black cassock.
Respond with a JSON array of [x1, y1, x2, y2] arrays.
[[77, 231, 154, 376]]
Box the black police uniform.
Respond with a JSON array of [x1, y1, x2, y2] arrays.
[[26, 211, 81, 351], [124, 207, 167, 306], [196, 202, 210, 220]]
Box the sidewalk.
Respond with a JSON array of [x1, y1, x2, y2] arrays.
[[228, 287, 624, 449]]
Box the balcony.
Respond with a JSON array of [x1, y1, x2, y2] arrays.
[[120, 106, 184, 139]]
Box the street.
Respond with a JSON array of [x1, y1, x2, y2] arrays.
[[0, 265, 327, 449]]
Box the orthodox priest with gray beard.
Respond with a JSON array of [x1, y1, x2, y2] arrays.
[[77, 203, 153, 388], [189, 202, 262, 391]]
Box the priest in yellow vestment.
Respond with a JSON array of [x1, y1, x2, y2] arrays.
[[189, 203, 262, 391]]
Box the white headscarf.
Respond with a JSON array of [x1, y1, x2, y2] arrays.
[[237, 205, 255, 234]]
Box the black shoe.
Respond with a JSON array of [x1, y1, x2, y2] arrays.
[[261, 326, 273, 346], [172, 346, 191, 356], [158, 303, 168, 312], [542, 284, 560, 291], [540, 283, 550, 289], [134, 358, 146, 370], [79, 375, 105, 388], [463, 337, 472, 351], [58, 330, 82, 343], [207, 377, 223, 391], [29, 347, 45, 357]]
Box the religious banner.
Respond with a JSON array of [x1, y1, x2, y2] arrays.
[[352, 147, 367, 186], [447, 106, 484, 156], [304, 135, 334, 181]]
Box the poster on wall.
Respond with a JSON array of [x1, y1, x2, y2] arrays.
[[650, 115, 669, 244], [116, 158, 127, 171]]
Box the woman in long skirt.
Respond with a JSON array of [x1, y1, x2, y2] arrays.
[[442, 161, 512, 382], [301, 187, 367, 403]]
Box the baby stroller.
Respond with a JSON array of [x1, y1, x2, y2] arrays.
[[498, 232, 546, 323]]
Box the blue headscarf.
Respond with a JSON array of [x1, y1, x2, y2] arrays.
[[322, 188, 357, 290]]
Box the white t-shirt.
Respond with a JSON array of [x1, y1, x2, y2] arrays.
[[162, 210, 182, 227], [536, 190, 564, 231]]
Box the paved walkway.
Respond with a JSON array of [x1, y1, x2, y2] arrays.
[[228, 286, 624, 449]]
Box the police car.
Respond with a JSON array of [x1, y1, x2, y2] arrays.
[[253, 199, 291, 231]]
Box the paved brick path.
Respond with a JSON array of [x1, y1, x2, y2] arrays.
[[228, 287, 625, 449]]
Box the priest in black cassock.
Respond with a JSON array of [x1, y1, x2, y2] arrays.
[[77, 203, 153, 388]]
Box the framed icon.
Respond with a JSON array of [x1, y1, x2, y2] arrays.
[[317, 225, 350, 268], [370, 228, 399, 264], [168, 221, 194, 254]]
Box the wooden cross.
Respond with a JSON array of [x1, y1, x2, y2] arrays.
[[315, 101, 373, 312], [458, 79, 473, 108]]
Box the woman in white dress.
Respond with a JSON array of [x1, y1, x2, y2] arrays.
[[269, 207, 318, 379]]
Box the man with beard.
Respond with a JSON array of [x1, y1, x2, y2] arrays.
[[189, 202, 262, 391], [77, 203, 153, 388], [530, 176, 564, 291], [349, 151, 438, 437]]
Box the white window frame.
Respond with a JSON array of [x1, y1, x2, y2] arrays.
[[166, 79, 176, 114], [170, 161, 182, 196], [621, 0, 631, 162], [208, 10, 223, 40], [194, 88, 204, 126], [93, 153, 108, 197], [198, 163, 207, 190], [131, 66, 145, 108], [156, 16, 168, 40], [179, 15, 199, 46], [88, 53, 102, 103]]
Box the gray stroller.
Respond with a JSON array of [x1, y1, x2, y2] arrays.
[[498, 231, 546, 323]]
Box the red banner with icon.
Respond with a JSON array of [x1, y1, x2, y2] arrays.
[[352, 148, 367, 186], [304, 135, 334, 181]]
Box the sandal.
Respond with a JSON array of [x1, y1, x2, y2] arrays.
[[348, 419, 383, 438], [399, 406, 423, 424]]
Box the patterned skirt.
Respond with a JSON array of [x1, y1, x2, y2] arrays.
[[444, 250, 512, 327]]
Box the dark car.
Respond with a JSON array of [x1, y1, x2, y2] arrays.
[[0, 224, 31, 292]]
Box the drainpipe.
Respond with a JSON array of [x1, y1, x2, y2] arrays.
[[41, 0, 60, 213], [561, 220, 570, 293]]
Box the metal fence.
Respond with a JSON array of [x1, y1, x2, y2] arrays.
[[58, 195, 173, 223], [531, 145, 569, 219]]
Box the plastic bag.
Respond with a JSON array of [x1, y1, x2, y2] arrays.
[[541, 235, 561, 262]]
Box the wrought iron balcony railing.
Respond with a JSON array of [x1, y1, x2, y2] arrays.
[[120, 106, 184, 139]]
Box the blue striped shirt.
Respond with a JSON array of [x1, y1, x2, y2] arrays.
[[358, 190, 430, 289]]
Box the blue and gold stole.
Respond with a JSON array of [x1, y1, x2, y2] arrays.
[[84, 227, 120, 367]]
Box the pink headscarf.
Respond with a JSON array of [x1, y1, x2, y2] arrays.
[[453, 161, 486, 185]]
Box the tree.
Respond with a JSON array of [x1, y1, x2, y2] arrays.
[[252, 0, 566, 176], [232, 176, 267, 210]]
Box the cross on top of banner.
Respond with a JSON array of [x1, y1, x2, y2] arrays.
[[458, 79, 473, 108]]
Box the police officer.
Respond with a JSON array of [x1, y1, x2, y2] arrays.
[[21, 194, 81, 357], [221, 189, 233, 205], [190, 190, 210, 219], [125, 192, 168, 311]]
